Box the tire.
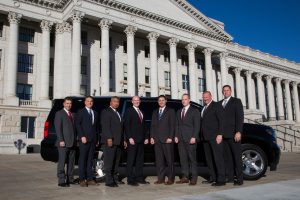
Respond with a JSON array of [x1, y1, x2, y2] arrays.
[[242, 144, 268, 180]]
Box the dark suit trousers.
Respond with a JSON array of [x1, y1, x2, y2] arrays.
[[103, 144, 121, 184], [178, 142, 198, 181], [57, 146, 75, 184], [79, 142, 95, 181], [126, 143, 144, 183], [203, 140, 225, 182], [154, 142, 174, 181], [223, 138, 243, 182]]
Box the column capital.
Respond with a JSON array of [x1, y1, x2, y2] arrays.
[[283, 79, 291, 85], [71, 10, 85, 23], [244, 70, 253, 76], [167, 37, 179, 47], [202, 48, 214, 56], [124, 25, 137, 36], [254, 73, 263, 79], [99, 18, 113, 30], [147, 32, 160, 41], [185, 43, 197, 52], [274, 77, 282, 83], [40, 20, 53, 32], [55, 22, 72, 34], [264, 75, 273, 81], [8, 12, 22, 24], [219, 52, 228, 59], [232, 67, 241, 74], [291, 81, 299, 87]]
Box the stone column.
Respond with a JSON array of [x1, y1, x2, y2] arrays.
[[274, 78, 285, 120], [283, 80, 293, 121], [71, 11, 84, 96], [265, 75, 276, 120], [99, 18, 113, 95], [254, 73, 267, 117], [185, 43, 197, 102], [39, 20, 53, 107], [167, 37, 179, 99], [202, 48, 214, 95], [245, 70, 255, 109], [4, 12, 22, 105], [233, 67, 242, 99], [292, 82, 300, 122], [147, 32, 160, 97], [124, 26, 137, 96], [219, 52, 228, 87]]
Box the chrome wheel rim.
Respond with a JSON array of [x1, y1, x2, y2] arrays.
[[242, 149, 264, 177]]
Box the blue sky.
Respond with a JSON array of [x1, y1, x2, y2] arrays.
[[187, 0, 300, 63]]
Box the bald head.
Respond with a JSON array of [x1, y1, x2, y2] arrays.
[[202, 91, 212, 105], [132, 96, 141, 107]]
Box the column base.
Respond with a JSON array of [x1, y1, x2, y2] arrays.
[[278, 116, 285, 120], [39, 99, 52, 109], [3, 96, 19, 106], [267, 117, 277, 121]]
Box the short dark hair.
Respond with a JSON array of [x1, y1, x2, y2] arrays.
[[222, 85, 232, 91], [182, 93, 190, 99], [158, 95, 167, 100], [85, 95, 94, 101], [202, 91, 212, 96], [111, 96, 120, 101], [63, 97, 72, 102]]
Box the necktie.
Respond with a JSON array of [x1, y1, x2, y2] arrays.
[[222, 99, 227, 108], [201, 106, 207, 117], [67, 111, 73, 123], [115, 110, 121, 121], [158, 109, 163, 120], [88, 109, 93, 124], [137, 108, 143, 123], [181, 108, 185, 121]]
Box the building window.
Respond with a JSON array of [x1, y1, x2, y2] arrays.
[[198, 78, 206, 92], [109, 37, 112, 50], [145, 68, 150, 84], [50, 32, 55, 47], [164, 71, 171, 87], [49, 58, 54, 76], [197, 59, 205, 70], [123, 41, 127, 53], [80, 85, 87, 96], [81, 31, 88, 45], [164, 50, 170, 62], [182, 75, 189, 90], [145, 46, 150, 58], [18, 53, 34, 73], [17, 83, 32, 100], [19, 27, 35, 43], [99, 34, 102, 48], [124, 89, 127, 94], [21, 116, 36, 138], [146, 92, 151, 97], [181, 55, 188, 66], [123, 63, 127, 81], [81, 56, 87, 75], [0, 22, 3, 37], [49, 86, 53, 100]]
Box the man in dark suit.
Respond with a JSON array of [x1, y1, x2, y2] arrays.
[[201, 91, 226, 186], [54, 97, 76, 187], [101, 96, 126, 187], [76, 96, 100, 187], [175, 94, 200, 185], [220, 85, 244, 185], [124, 96, 149, 186], [150, 95, 176, 185]]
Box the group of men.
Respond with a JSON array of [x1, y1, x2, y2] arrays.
[[54, 84, 244, 188]]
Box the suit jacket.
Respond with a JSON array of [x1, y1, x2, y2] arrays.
[[175, 105, 201, 143], [75, 107, 100, 143], [150, 107, 176, 143], [200, 101, 224, 141], [124, 107, 147, 144], [220, 97, 244, 138], [54, 109, 76, 147], [100, 107, 123, 145]]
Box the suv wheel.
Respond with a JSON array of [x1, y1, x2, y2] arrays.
[[242, 144, 267, 180]]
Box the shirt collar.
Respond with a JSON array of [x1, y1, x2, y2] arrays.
[[224, 96, 232, 102], [183, 104, 190, 111], [64, 108, 70, 114], [159, 106, 166, 112], [205, 100, 213, 107]]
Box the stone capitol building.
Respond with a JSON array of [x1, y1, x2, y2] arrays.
[[0, 0, 299, 153]]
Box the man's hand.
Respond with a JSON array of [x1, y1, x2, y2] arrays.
[[216, 135, 223, 144], [59, 141, 65, 147], [150, 138, 155, 145], [129, 138, 135, 145], [166, 138, 172, 144], [124, 141, 128, 149], [107, 139, 113, 147], [174, 137, 179, 143], [234, 132, 241, 142], [144, 139, 149, 144], [81, 137, 87, 144], [189, 137, 196, 144]]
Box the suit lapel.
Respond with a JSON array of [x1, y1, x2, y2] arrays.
[[203, 102, 213, 117]]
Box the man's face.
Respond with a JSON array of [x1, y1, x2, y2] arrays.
[[85, 97, 93, 109], [223, 86, 232, 99], [110, 98, 120, 109], [63, 100, 72, 111], [181, 95, 190, 107], [132, 96, 141, 107], [202, 93, 212, 105], [158, 97, 167, 108]]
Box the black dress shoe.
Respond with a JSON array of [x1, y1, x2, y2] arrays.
[[212, 182, 226, 186], [58, 183, 70, 187], [127, 182, 139, 186], [234, 181, 243, 186], [67, 181, 77, 185], [137, 180, 150, 184], [105, 183, 118, 187], [202, 180, 214, 184]]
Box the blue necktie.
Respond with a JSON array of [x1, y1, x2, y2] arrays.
[[158, 109, 163, 120]]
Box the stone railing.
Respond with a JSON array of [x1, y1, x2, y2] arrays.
[[19, 100, 38, 107]]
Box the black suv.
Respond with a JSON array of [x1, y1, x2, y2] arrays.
[[41, 97, 280, 180]]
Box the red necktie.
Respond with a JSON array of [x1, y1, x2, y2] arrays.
[[137, 108, 143, 123], [181, 108, 185, 121], [68, 112, 73, 123]]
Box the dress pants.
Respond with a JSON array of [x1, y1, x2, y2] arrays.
[[178, 142, 198, 181], [154, 142, 174, 181], [79, 142, 95, 181], [126, 143, 144, 183], [57, 146, 75, 184], [103, 144, 121, 184]]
